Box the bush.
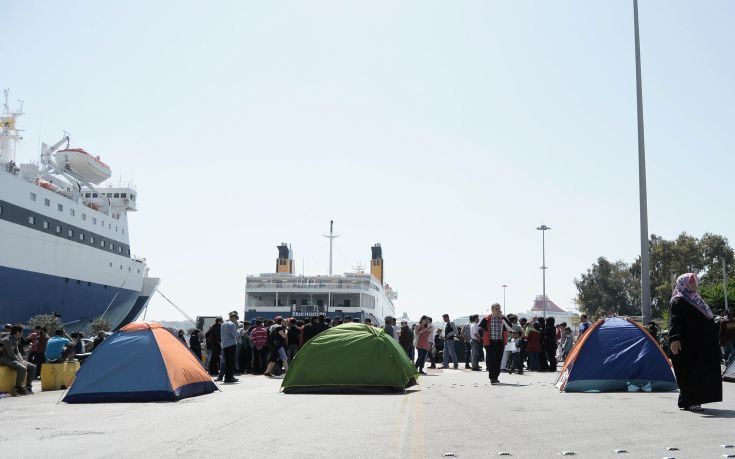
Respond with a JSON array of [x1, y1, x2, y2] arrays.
[[28, 314, 63, 333], [90, 318, 113, 335]]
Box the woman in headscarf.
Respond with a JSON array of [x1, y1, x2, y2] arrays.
[[668, 273, 722, 412]]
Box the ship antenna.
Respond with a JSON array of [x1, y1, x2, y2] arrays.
[[322, 220, 340, 276]]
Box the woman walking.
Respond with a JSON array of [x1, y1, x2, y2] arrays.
[[669, 273, 722, 412], [414, 316, 432, 375]]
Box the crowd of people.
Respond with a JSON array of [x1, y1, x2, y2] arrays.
[[172, 306, 598, 387], [395, 305, 590, 384], [0, 324, 107, 396], [2, 274, 734, 405]]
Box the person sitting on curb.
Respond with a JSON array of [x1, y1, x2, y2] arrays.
[[0, 324, 37, 395], [45, 330, 77, 363]]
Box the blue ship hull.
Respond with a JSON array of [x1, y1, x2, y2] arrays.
[[0, 264, 139, 333]]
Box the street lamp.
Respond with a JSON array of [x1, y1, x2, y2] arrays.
[[634, 0, 652, 323], [536, 225, 551, 320], [501, 285, 508, 315], [719, 257, 730, 314]]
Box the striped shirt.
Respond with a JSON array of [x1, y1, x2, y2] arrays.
[[249, 326, 268, 347]]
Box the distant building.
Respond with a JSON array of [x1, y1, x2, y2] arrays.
[[519, 295, 574, 324]]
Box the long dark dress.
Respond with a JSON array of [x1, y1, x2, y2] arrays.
[[669, 297, 722, 408]]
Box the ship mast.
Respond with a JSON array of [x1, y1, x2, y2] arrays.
[[0, 89, 24, 165], [322, 220, 340, 276]]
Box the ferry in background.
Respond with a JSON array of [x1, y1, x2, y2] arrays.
[[245, 242, 397, 326], [0, 90, 159, 333]]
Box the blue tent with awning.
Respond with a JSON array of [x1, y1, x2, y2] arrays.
[[556, 317, 678, 392]]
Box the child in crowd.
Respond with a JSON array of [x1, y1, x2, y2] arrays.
[[508, 331, 523, 374], [561, 327, 574, 361]]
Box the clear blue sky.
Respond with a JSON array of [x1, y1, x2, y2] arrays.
[[3, 1, 734, 321]]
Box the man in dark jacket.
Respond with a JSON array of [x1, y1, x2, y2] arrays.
[[543, 316, 557, 371], [398, 320, 414, 359], [205, 318, 223, 375], [189, 329, 203, 362]]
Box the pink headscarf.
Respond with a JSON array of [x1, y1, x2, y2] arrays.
[[670, 273, 714, 320]]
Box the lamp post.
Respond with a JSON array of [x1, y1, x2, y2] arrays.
[[536, 225, 551, 320], [501, 284, 508, 315], [722, 257, 730, 314], [634, 0, 652, 323]]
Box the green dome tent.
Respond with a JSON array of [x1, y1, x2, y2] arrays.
[[281, 323, 419, 393]]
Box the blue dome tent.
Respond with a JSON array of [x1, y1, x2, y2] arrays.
[[556, 317, 678, 393]]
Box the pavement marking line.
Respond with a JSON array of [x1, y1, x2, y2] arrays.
[[410, 390, 426, 459], [389, 394, 409, 458]]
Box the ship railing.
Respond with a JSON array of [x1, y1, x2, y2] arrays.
[[246, 281, 370, 290]]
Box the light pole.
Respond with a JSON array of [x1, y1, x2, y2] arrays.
[[722, 257, 730, 314], [536, 225, 550, 320], [501, 284, 508, 315], [634, 0, 652, 323]]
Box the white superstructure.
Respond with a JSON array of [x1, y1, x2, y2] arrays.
[[245, 242, 397, 325], [0, 90, 159, 332]]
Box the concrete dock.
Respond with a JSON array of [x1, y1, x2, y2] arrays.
[[2, 368, 733, 458]]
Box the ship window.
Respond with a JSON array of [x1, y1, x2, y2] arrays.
[[109, 263, 112, 268], [0, 205, 2, 215], [92, 193, 98, 198], [108, 223, 111, 229], [85, 193, 90, 198], [90, 236, 95, 244], [28, 216, 35, 225], [137, 269, 140, 273], [68, 229, 73, 237], [101, 240, 105, 248], [118, 246, 122, 253], [92, 217, 97, 224], [128, 267, 131, 271], [44, 198, 50, 207], [122, 229, 125, 235], [110, 244, 114, 251], [70, 209, 75, 217], [82, 213, 86, 221], [115, 226, 118, 232], [58, 204, 63, 212], [107, 193, 112, 197], [121, 193, 127, 198], [87, 282, 91, 286], [120, 265, 123, 270], [43, 221, 49, 229], [79, 233, 85, 241], [131, 194, 136, 201], [55, 225, 61, 234], [77, 280, 80, 284], [30, 192, 36, 201], [114, 193, 120, 198]]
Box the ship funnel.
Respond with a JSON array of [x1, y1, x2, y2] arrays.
[[276, 243, 294, 274], [370, 243, 383, 284]]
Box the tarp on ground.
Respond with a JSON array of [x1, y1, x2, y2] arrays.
[[64, 322, 217, 403], [556, 317, 678, 392], [281, 322, 419, 393]]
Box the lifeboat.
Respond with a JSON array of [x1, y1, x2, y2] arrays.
[[54, 148, 112, 184]]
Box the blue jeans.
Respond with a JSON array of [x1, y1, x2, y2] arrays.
[[528, 351, 540, 371], [471, 339, 483, 368], [415, 348, 428, 370], [443, 339, 458, 367]]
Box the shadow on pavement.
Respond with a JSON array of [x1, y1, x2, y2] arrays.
[[700, 408, 735, 418]]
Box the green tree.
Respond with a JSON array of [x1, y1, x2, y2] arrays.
[[699, 279, 735, 316], [28, 314, 63, 332], [90, 318, 112, 335], [574, 257, 639, 318]]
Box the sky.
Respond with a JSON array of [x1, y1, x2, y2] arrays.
[[3, 1, 734, 322]]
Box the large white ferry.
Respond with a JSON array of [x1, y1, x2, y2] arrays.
[[0, 91, 159, 333], [245, 241, 397, 325]]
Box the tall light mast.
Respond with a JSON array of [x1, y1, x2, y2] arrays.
[[323, 220, 340, 276]]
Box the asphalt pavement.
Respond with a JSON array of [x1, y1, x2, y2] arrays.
[[2, 367, 733, 458]]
